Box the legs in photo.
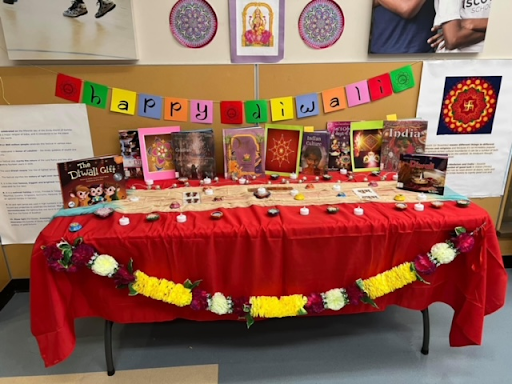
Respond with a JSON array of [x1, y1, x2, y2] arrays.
[[63, 0, 88, 18]]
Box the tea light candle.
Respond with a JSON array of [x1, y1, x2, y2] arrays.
[[290, 189, 299, 197], [414, 203, 425, 212], [205, 189, 214, 196], [145, 179, 154, 187], [290, 172, 298, 180], [203, 177, 212, 185], [393, 174, 398, 181], [300, 206, 310, 216], [239, 177, 246, 185], [354, 206, 364, 216], [340, 168, 348, 175], [257, 187, 267, 196], [332, 184, 341, 192], [119, 216, 130, 226], [177, 213, 187, 223], [417, 193, 427, 201], [315, 176, 320, 181]]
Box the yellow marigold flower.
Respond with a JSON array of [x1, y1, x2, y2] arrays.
[[160, 280, 176, 303], [362, 262, 417, 300], [133, 270, 149, 294], [250, 295, 307, 318], [167, 283, 192, 307]]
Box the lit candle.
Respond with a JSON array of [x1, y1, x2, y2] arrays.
[[340, 169, 348, 175], [290, 172, 298, 180], [300, 206, 309, 216], [119, 216, 130, 226], [239, 177, 246, 185], [417, 193, 427, 201], [414, 203, 425, 212], [333, 184, 341, 192], [354, 206, 364, 216], [177, 213, 187, 223], [290, 189, 299, 197]]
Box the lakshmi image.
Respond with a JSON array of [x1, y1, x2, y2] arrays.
[[242, 3, 273, 47]]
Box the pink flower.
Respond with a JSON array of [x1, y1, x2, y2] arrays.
[[43, 245, 63, 263], [414, 253, 437, 275], [113, 265, 135, 286], [305, 293, 325, 313], [231, 296, 250, 316], [452, 233, 475, 253], [191, 289, 209, 311], [345, 283, 364, 306], [72, 244, 95, 268], [48, 260, 66, 272]]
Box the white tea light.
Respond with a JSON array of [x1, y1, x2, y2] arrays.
[[393, 174, 398, 181], [203, 177, 212, 185], [414, 203, 425, 212], [417, 193, 427, 201], [290, 172, 298, 180], [238, 177, 246, 185], [333, 184, 341, 192], [340, 169, 348, 175], [145, 179, 154, 186], [177, 213, 187, 223], [354, 206, 364, 216], [205, 189, 214, 196], [119, 216, 130, 226], [300, 207, 310, 216], [290, 189, 299, 197], [257, 187, 267, 196]]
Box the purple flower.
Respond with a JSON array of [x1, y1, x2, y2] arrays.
[[72, 244, 95, 268], [43, 245, 63, 263], [190, 289, 209, 311], [48, 260, 66, 272], [452, 233, 475, 253], [413, 253, 437, 275], [231, 296, 250, 316], [305, 293, 325, 313], [345, 283, 364, 306], [113, 265, 135, 287]]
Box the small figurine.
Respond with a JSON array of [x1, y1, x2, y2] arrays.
[[305, 183, 315, 190]]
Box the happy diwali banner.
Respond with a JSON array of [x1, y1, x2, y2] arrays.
[[54, 65, 415, 124]]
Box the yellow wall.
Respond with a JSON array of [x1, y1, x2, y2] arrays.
[[0, 251, 10, 291]]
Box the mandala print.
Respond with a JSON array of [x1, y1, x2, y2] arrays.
[[299, 0, 345, 49], [269, 134, 295, 167], [442, 78, 498, 134], [170, 0, 217, 48]]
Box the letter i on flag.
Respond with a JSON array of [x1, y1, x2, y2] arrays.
[[55, 74, 83, 103]]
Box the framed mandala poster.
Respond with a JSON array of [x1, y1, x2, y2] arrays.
[[139, 126, 181, 182], [169, 0, 218, 48], [229, 0, 285, 63], [264, 124, 303, 176], [298, 0, 345, 49]]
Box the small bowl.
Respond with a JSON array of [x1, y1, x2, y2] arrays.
[[394, 194, 406, 202], [146, 213, 160, 222], [211, 211, 224, 220], [267, 208, 280, 217], [254, 190, 271, 199], [94, 207, 114, 219], [395, 203, 408, 211], [270, 174, 280, 180], [322, 174, 332, 181], [431, 201, 444, 209], [170, 201, 181, 209], [456, 200, 471, 208], [294, 193, 305, 201], [326, 206, 339, 214], [69, 222, 82, 232], [178, 177, 189, 184]]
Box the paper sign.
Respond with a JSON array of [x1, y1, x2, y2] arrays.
[[245, 100, 268, 123], [221, 101, 244, 124], [82, 81, 108, 109], [190, 100, 214, 124], [390, 65, 416, 93], [368, 73, 393, 101], [138, 94, 162, 120], [321, 87, 347, 113], [346, 80, 371, 107], [304, 126, 315, 132], [55, 74, 83, 103], [164, 98, 188, 122], [295, 93, 320, 119], [110, 88, 137, 115], [353, 188, 380, 200], [386, 114, 398, 121], [270, 97, 295, 121]]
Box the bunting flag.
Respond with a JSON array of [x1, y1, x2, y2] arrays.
[[54, 64, 416, 124]]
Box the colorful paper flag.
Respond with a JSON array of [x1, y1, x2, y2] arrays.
[[110, 88, 137, 115], [390, 65, 416, 93], [321, 87, 347, 113], [138, 94, 162, 120], [245, 100, 268, 123], [164, 97, 188, 122], [270, 97, 295, 121], [295, 93, 320, 119], [82, 81, 108, 109], [55, 74, 83, 103], [346, 80, 371, 107], [220, 101, 244, 124], [368, 74, 393, 101], [190, 100, 214, 124]]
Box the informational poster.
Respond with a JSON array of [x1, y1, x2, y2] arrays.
[[0, 104, 93, 244], [417, 60, 512, 198]]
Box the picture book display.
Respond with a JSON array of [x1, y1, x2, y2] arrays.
[[327, 121, 351, 170], [350, 121, 383, 173], [223, 127, 265, 179], [397, 154, 448, 195], [171, 129, 216, 180], [380, 120, 428, 172], [264, 124, 304, 177], [300, 131, 329, 176], [57, 155, 127, 209], [119, 130, 143, 179], [139, 126, 181, 182]]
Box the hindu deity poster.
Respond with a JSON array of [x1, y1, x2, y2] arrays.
[[417, 61, 512, 198], [229, 0, 285, 63]]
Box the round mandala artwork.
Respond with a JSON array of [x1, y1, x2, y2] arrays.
[[442, 78, 497, 134], [298, 0, 345, 49], [169, 0, 217, 48]]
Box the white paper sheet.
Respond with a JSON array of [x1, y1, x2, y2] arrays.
[[0, 104, 93, 244], [417, 60, 512, 198]]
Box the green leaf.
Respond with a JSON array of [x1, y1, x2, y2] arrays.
[[183, 279, 193, 289], [128, 283, 138, 296], [355, 279, 366, 294], [58, 243, 71, 251], [361, 296, 379, 309], [63, 249, 73, 263], [455, 227, 467, 236], [246, 314, 255, 329], [116, 284, 128, 290], [298, 308, 308, 316], [127, 259, 134, 274], [410, 264, 430, 285], [73, 237, 83, 246], [190, 280, 202, 290]]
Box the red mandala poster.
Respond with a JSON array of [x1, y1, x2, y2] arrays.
[[437, 76, 502, 135], [264, 125, 303, 176]]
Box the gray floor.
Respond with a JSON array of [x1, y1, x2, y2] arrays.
[[0, 271, 510, 384]]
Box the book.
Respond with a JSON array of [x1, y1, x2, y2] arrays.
[[300, 131, 330, 176], [327, 121, 352, 171], [350, 121, 384, 173], [171, 129, 216, 180], [119, 130, 143, 179], [57, 155, 127, 209], [397, 154, 448, 195], [380, 120, 428, 172], [222, 127, 265, 179]]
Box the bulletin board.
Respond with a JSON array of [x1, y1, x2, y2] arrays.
[[0, 62, 505, 279]]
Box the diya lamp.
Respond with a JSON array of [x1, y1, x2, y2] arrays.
[[211, 211, 224, 220], [456, 200, 471, 208], [326, 206, 339, 214], [354, 206, 364, 216], [254, 187, 271, 199], [395, 203, 408, 211], [170, 201, 181, 209], [368, 181, 378, 187], [267, 208, 280, 217], [300, 206, 310, 216], [176, 213, 187, 223], [431, 201, 444, 209], [323, 174, 332, 181], [270, 174, 279, 180], [119, 216, 130, 226], [305, 183, 315, 190], [146, 213, 160, 222], [414, 203, 425, 212]]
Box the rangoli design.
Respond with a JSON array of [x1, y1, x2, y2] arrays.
[[147, 138, 173, 171], [298, 0, 344, 49], [269, 134, 295, 167], [169, 0, 217, 48], [438, 77, 502, 135]]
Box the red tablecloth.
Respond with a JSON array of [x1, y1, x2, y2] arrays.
[[30, 177, 508, 367]]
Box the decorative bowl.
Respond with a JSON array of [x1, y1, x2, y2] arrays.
[[267, 208, 280, 217], [431, 201, 444, 209], [146, 213, 160, 222], [395, 203, 408, 211], [456, 200, 471, 208], [211, 211, 224, 220], [326, 206, 339, 214]]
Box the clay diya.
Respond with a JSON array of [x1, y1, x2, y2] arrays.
[[323, 174, 332, 181], [431, 201, 444, 209], [170, 201, 181, 209], [267, 208, 280, 217], [395, 203, 408, 211], [326, 206, 339, 214], [211, 211, 224, 220], [270, 174, 280, 180], [456, 200, 471, 208], [368, 181, 378, 187], [305, 183, 315, 190], [254, 187, 271, 199]]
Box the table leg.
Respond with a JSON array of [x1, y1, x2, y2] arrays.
[[104, 320, 115, 376], [421, 308, 430, 355]]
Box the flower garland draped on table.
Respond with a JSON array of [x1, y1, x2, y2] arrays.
[[42, 225, 482, 327]]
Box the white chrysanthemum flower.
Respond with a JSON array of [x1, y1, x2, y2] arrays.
[[324, 289, 346, 311], [209, 292, 231, 315], [90, 254, 118, 277], [430, 243, 457, 265]]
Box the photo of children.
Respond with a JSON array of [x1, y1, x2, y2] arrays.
[[0, 0, 137, 60], [369, 0, 493, 54]]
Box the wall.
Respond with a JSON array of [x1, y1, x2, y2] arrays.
[[1, 0, 512, 66], [0, 248, 9, 291]]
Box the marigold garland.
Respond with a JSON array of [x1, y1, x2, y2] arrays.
[[43, 224, 485, 328]]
